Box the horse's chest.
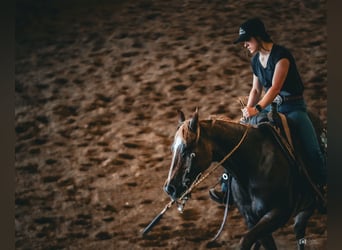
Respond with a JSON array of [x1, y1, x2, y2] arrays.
[[251, 195, 268, 216], [237, 197, 266, 222], [232, 181, 270, 217]]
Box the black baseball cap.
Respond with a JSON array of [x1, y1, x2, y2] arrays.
[[233, 18, 271, 44]]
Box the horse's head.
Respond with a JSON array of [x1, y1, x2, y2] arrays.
[[164, 109, 213, 201]]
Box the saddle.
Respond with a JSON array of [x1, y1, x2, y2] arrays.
[[238, 97, 294, 152], [264, 102, 294, 151]]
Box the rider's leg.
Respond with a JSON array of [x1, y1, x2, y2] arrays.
[[287, 110, 327, 185]]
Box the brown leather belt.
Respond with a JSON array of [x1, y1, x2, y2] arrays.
[[273, 94, 304, 105], [281, 95, 304, 102]]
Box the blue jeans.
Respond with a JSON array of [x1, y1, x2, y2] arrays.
[[268, 100, 327, 184]]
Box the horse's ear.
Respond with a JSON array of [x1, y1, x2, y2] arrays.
[[189, 107, 199, 132], [177, 109, 185, 124]]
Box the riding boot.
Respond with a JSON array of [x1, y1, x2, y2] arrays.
[[209, 172, 233, 205]]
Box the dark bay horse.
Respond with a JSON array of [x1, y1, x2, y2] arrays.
[[164, 109, 321, 250]]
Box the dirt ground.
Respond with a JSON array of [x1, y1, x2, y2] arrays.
[[15, 0, 327, 249]]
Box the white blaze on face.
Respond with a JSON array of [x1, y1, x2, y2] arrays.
[[166, 135, 183, 185]]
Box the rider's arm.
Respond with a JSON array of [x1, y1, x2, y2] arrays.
[[256, 58, 289, 110], [246, 74, 263, 107]]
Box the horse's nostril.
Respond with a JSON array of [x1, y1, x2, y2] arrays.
[[164, 184, 176, 196]]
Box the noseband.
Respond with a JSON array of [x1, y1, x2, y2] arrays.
[[182, 152, 196, 189]]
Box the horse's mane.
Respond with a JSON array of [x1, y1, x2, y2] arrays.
[[207, 114, 232, 122], [206, 114, 255, 130], [206, 114, 239, 123], [176, 114, 249, 145]]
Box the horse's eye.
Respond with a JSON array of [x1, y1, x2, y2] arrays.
[[190, 153, 196, 159]]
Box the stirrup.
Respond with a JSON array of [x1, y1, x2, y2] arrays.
[[209, 189, 227, 205]]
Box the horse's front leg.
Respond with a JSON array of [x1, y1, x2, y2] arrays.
[[294, 209, 314, 250], [240, 208, 290, 250], [258, 235, 277, 250], [245, 225, 276, 249]]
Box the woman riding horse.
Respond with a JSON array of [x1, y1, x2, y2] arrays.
[[164, 109, 321, 249], [209, 18, 327, 205]]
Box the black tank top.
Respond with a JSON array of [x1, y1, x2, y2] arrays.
[[251, 44, 304, 96]]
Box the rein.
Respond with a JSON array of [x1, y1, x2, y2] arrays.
[[210, 173, 232, 242], [142, 122, 250, 237]]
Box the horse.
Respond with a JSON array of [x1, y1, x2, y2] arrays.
[[164, 108, 324, 250]]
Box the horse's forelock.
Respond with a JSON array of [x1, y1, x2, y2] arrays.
[[175, 120, 198, 145]]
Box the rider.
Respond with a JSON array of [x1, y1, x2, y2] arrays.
[[209, 17, 327, 205]]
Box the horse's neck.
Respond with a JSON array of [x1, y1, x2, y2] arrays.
[[201, 119, 252, 187], [202, 119, 248, 159]]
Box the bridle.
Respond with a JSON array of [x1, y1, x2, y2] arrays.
[[142, 122, 250, 238], [177, 123, 250, 210], [177, 122, 250, 240], [181, 152, 196, 190]]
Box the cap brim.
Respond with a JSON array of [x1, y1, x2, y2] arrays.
[[233, 34, 250, 44]]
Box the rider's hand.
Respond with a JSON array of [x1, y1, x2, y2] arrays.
[[241, 106, 259, 118]]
